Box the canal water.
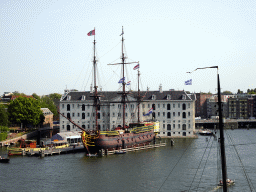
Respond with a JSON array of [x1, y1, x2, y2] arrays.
[[1, 129, 256, 192]]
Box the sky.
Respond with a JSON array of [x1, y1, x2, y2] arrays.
[[1, 0, 256, 96]]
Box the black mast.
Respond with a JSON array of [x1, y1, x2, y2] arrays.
[[137, 62, 141, 123], [218, 72, 227, 192]]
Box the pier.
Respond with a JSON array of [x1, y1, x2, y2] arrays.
[[100, 142, 166, 156]]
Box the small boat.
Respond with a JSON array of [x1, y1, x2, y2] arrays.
[[218, 179, 235, 186], [115, 151, 126, 154], [198, 129, 213, 136], [87, 153, 98, 157], [0, 156, 10, 163]]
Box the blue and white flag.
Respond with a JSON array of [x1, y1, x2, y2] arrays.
[[143, 108, 153, 116], [185, 79, 192, 85], [118, 77, 125, 83], [126, 81, 131, 85]]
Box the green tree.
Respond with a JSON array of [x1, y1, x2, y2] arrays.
[[222, 90, 233, 94], [8, 97, 44, 129], [40, 96, 58, 117], [0, 104, 9, 126], [49, 93, 62, 100], [32, 93, 40, 100]]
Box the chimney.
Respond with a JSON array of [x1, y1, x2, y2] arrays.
[[159, 84, 163, 93]]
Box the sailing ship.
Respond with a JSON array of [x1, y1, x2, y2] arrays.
[[59, 27, 159, 154]]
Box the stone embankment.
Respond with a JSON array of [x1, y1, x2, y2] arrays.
[[0, 131, 38, 147]]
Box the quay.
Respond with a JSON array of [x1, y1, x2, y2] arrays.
[[195, 119, 256, 129], [99, 142, 167, 156]]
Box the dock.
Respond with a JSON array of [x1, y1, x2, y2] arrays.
[[100, 142, 166, 156]]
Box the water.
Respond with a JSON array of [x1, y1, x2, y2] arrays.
[[1, 129, 256, 192]]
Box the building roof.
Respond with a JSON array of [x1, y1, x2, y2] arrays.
[[41, 108, 53, 115], [51, 131, 81, 141], [61, 90, 196, 102]]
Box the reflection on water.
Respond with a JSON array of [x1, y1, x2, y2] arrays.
[[1, 129, 256, 192]]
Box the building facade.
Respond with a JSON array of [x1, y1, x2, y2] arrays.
[[59, 89, 196, 137]]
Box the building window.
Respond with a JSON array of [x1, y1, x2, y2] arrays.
[[142, 104, 145, 108], [72, 104, 74, 108], [188, 103, 190, 108], [62, 104, 64, 108], [131, 104, 134, 109], [163, 104, 165, 108], [67, 113, 70, 119], [167, 124, 171, 130], [178, 112, 180, 117], [158, 104, 160, 108], [163, 132, 165, 135], [62, 125, 64, 129], [72, 113, 75, 117], [188, 112, 190, 117], [87, 113, 90, 117], [67, 125, 70, 131], [148, 104, 150, 108], [158, 112, 160, 117], [167, 112, 171, 119], [173, 124, 175, 129], [77, 113, 80, 117], [82, 113, 85, 119], [163, 112, 165, 117], [173, 104, 175, 108], [103, 112, 105, 117], [67, 104, 70, 111], [98, 113, 100, 119], [178, 103, 180, 108], [118, 113, 121, 117], [178, 124, 180, 129], [173, 112, 175, 117], [152, 104, 155, 110], [163, 124, 165, 129], [167, 104, 171, 110], [82, 104, 85, 111], [182, 124, 186, 130], [125, 113, 127, 117], [77, 104, 79, 108], [183, 112, 186, 118], [182, 103, 186, 110], [188, 124, 191, 129], [118, 104, 121, 109]]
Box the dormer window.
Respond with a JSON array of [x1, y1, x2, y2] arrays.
[[152, 95, 156, 100], [82, 95, 86, 100], [167, 94, 171, 100], [67, 95, 71, 100], [182, 95, 186, 100]]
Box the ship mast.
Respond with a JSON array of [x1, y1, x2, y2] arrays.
[[90, 28, 100, 132], [137, 63, 141, 123], [108, 26, 138, 128]]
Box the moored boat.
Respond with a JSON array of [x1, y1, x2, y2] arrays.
[[198, 129, 213, 136], [0, 156, 10, 163]]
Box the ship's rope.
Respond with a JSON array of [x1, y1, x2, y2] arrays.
[[195, 136, 215, 192], [187, 136, 214, 192], [157, 139, 194, 192], [225, 130, 255, 192]]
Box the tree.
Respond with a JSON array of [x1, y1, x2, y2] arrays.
[[0, 104, 9, 126], [32, 93, 40, 100], [39, 96, 58, 117], [8, 97, 44, 129], [237, 89, 243, 94], [222, 90, 233, 95], [49, 93, 62, 100]]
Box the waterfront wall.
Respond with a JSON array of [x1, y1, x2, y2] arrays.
[[0, 131, 38, 147]]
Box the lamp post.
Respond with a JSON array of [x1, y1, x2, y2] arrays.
[[187, 66, 227, 192]]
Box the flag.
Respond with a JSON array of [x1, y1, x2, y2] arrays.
[[87, 29, 95, 36], [133, 64, 139, 70], [126, 81, 131, 85], [185, 79, 192, 85], [143, 108, 153, 116], [118, 77, 125, 83]]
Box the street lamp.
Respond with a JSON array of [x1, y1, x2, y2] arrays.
[[187, 66, 228, 192]]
